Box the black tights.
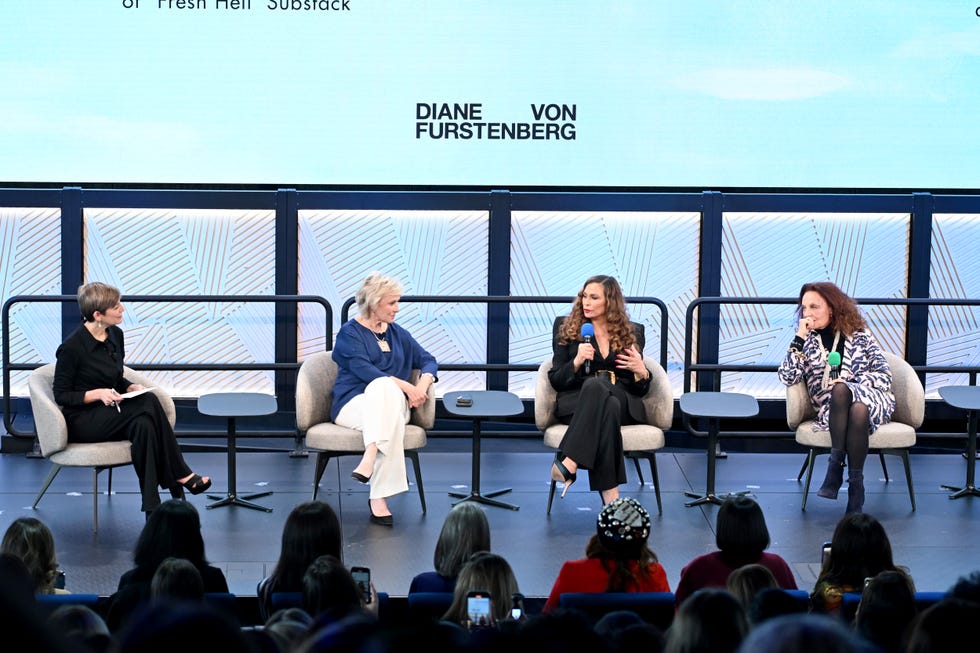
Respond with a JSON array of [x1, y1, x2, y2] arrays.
[[827, 382, 870, 473]]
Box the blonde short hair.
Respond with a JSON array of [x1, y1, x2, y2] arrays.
[[355, 272, 403, 318], [77, 282, 121, 323]]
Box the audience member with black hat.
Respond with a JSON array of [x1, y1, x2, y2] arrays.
[[542, 497, 669, 612]]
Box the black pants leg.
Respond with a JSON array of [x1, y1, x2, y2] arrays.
[[558, 377, 631, 492], [68, 392, 191, 512]]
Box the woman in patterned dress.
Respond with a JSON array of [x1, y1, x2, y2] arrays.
[[777, 281, 895, 514]]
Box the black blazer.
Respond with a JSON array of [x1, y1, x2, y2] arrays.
[[547, 316, 651, 423]]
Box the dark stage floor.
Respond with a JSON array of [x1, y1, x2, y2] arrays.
[[2, 436, 979, 600]]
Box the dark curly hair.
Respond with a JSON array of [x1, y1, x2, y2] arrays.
[[558, 275, 637, 353], [795, 281, 867, 336]]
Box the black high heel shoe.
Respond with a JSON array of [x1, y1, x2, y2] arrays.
[[368, 499, 393, 526], [551, 453, 577, 498], [179, 473, 212, 495]]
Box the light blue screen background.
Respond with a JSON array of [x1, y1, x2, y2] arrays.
[[2, 1, 977, 187]]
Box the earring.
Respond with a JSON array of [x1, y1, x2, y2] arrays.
[[97, 319, 103, 329]]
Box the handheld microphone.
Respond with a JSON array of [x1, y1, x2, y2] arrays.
[[580, 323, 594, 375], [827, 351, 841, 380]]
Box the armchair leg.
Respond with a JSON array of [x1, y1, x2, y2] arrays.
[[878, 452, 890, 482], [546, 480, 557, 515], [801, 449, 817, 511], [899, 450, 916, 511], [796, 454, 808, 482], [32, 464, 63, 509], [93, 468, 99, 533], [311, 453, 331, 501], [648, 453, 663, 515], [628, 454, 645, 485], [406, 451, 426, 514]]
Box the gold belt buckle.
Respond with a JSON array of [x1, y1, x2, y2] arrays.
[[596, 370, 616, 385]]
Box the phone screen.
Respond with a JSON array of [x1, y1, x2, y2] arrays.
[[467, 592, 492, 628], [351, 567, 371, 604], [510, 592, 525, 620]]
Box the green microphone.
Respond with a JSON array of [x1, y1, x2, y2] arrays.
[[827, 351, 842, 379]]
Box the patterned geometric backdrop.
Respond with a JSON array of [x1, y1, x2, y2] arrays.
[[928, 214, 980, 391], [0, 208, 279, 397], [3, 204, 980, 401], [0, 208, 61, 392]]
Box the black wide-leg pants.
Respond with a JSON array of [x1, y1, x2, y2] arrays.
[[66, 392, 192, 512], [558, 377, 636, 491]]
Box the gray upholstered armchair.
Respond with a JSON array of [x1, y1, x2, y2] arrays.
[[28, 363, 175, 531], [789, 351, 923, 511], [295, 350, 433, 513], [534, 355, 674, 514]]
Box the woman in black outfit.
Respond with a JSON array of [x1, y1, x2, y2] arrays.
[[548, 275, 652, 505], [105, 499, 228, 632], [53, 282, 210, 515]]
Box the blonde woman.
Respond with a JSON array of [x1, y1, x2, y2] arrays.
[[332, 272, 438, 526]]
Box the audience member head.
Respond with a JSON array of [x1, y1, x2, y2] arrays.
[[593, 497, 652, 559], [302, 554, 364, 621], [47, 604, 112, 653], [747, 588, 807, 626], [584, 497, 658, 592], [294, 611, 379, 653], [715, 496, 772, 566], [817, 512, 899, 591], [264, 607, 314, 652], [666, 588, 748, 653], [115, 600, 255, 653], [0, 553, 71, 653], [150, 556, 205, 603], [853, 569, 916, 653], [442, 551, 521, 628], [0, 552, 35, 605], [595, 610, 665, 653], [271, 501, 343, 592], [726, 563, 779, 608], [1, 516, 61, 594], [736, 612, 872, 653], [947, 568, 980, 605], [134, 499, 209, 571], [518, 609, 608, 653], [433, 502, 491, 581], [904, 597, 980, 653]]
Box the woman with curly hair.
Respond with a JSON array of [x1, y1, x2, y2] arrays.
[[548, 275, 652, 505], [778, 281, 895, 514]]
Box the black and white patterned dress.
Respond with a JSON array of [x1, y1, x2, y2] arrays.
[[777, 328, 895, 433]]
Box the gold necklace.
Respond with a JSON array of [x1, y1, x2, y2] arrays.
[[373, 327, 390, 353]]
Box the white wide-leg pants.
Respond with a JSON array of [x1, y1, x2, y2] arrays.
[[335, 376, 410, 499]]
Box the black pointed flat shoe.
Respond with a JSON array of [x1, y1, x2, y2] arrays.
[[368, 499, 393, 526]]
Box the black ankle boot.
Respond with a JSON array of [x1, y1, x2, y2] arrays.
[[817, 449, 846, 500], [846, 472, 865, 514]]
